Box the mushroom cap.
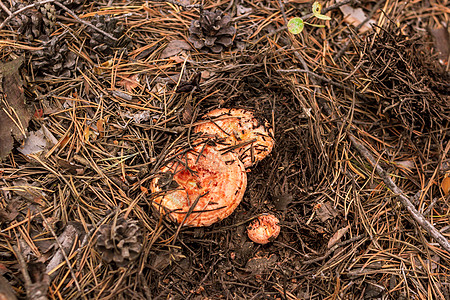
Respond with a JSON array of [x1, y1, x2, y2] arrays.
[[150, 144, 247, 227], [247, 214, 280, 244], [193, 108, 274, 168]]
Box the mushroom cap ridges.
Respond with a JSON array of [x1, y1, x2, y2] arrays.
[[150, 144, 247, 227], [194, 108, 274, 168]]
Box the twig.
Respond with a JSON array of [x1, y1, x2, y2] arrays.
[[53, 1, 118, 41], [423, 197, 440, 216], [302, 0, 352, 21], [277, 68, 367, 97], [333, 0, 383, 61], [0, 275, 17, 300], [12, 245, 33, 294], [0, 1, 12, 16], [0, 0, 55, 30], [277, 0, 287, 24], [302, 234, 366, 264], [148, 0, 201, 10], [12, 245, 48, 300], [75, 209, 117, 270], [39, 212, 85, 298], [267, 0, 353, 38], [349, 135, 450, 253]]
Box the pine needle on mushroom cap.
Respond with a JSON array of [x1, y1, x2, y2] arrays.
[[247, 214, 281, 244], [194, 108, 275, 168], [150, 144, 247, 227]]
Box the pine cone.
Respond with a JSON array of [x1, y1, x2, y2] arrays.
[[32, 36, 77, 77], [95, 218, 143, 267], [60, 0, 84, 7], [9, 2, 44, 41], [38, 3, 56, 36], [86, 14, 131, 55], [188, 9, 236, 53]]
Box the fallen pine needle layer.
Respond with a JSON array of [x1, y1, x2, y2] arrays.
[[0, 0, 449, 299]]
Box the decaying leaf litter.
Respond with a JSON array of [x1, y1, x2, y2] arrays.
[[0, 0, 449, 299]]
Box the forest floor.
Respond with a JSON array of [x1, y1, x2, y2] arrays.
[[0, 0, 450, 299]]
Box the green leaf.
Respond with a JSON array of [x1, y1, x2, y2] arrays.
[[312, 1, 331, 21], [287, 17, 304, 34]]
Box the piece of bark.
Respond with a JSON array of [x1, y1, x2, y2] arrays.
[[0, 56, 32, 160]]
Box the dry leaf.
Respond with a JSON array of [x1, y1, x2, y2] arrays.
[[140, 186, 148, 194], [121, 110, 155, 124], [0, 199, 20, 223], [18, 126, 57, 157], [430, 26, 450, 65], [56, 158, 85, 175], [0, 275, 17, 300], [46, 223, 84, 278], [151, 82, 167, 96], [395, 160, 415, 172], [58, 134, 71, 149], [201, 70, 214, 80], [245, 254, 277, 274], [364, 282, 385, 298], [171, 55, 187, 64], [93, 59, 114, 75], [441, 175, 450, 195], [97, 119, 105, 138], [327, 225, 349, 248], [12, 179, 47, 203], [118, 74, 140, 92], [112, 90, 133, 101], [83, 126, 98, 142], [237, 4, 252, 16], [339, 4, 376, 33], [316, 202, 338, 222], [18, 130, 47, 156], [160, 40, 192, 59], [0, 56, 32, 160]]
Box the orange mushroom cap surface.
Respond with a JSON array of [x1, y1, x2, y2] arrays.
[[194, 108, 274, 168], [150, 144, 247, 227], [247, 214, 280, 244]]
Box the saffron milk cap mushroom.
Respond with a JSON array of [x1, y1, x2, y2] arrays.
[[247, 214, 281, 244], [150, 143, 247, 227], [194, 108, 274, 168]]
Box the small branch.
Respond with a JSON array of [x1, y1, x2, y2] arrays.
[[322, 0, 352, 15], [40, 212, 84, 297], [12, 245, 33, 293], [277, 68, 367, 98], [334, 0, 383, 61], [302, 234, 366, 264], [349, 135, 450, 253], [0, 0, 55, 30], [301, 0, 352, 21], [148, 0, 201, 10], [0, 1, 12, 16], [12, 245, 48, 300], [53, 1, 117, 41], [0, 275, 17, 300], [75, 209, 117, 270], [277, 0, 288, 24]]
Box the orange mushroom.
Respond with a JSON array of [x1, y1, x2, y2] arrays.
[[150, 144, 247, 227], [247, 214, 280, 244], [194, 108, 274, 168]]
